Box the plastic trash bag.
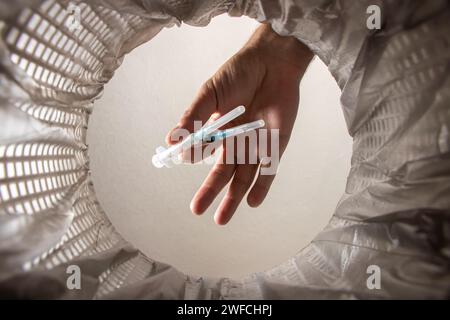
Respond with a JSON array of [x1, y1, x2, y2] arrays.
[[0, 0, 449, 299]]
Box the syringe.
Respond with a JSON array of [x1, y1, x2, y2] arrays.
[[202, 120, 265, 143], [152, 106, 264, 168]]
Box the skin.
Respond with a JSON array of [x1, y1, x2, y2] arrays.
[[166, 24, 314, 225]]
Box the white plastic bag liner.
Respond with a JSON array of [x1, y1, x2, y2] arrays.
[[0, 0, 449, 299]]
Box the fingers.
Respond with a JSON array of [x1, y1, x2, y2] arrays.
[[247, 167, 276, 207], [190, 149, 236, 215], [166, 79, 218, 145], [190, 129, 289, 224], [214, 164, 258, 225], [247, 131, 290, 208]]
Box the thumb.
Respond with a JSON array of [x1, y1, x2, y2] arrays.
[[166, 79, 218, 145]]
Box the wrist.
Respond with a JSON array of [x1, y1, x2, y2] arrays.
[[246, 24, 313, 78]]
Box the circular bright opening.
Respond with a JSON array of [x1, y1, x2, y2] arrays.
[[87, 15, 352, 278]]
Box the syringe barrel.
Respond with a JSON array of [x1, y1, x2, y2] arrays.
[[202, 106, 245, 135]]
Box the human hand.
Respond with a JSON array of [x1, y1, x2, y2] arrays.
[[166, 24, 313, 225]]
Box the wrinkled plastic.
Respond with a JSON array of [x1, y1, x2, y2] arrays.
[[0, 0, 449, 299]]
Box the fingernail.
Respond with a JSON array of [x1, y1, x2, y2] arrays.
[[166, 126, 180, 144]]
